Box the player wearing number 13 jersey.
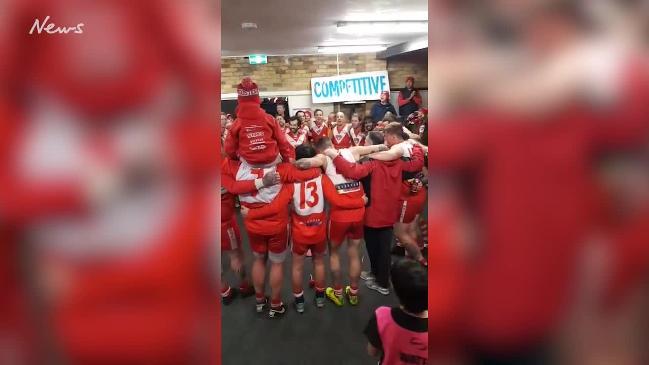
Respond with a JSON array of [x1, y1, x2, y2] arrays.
[[295, 137, 385, 306], [248, 145, 366, 313], [221, 156, 320, 318]]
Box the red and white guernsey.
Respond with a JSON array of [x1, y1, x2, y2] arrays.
[[331, 124, 352, 149], [349, 127, 365, 146], [285, 130, 307, 148], [235, 159, 281, 207], [324, 149, 365, 222], [309, 123, 329, 143], [291, 176, 326, 244]]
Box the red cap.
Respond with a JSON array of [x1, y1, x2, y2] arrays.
[[237, 77, 260, 103], [406, 76, 415, 83]]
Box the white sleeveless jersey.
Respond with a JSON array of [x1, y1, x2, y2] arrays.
[[292, 175, 324, 216], [324, 148, 361, 194], [236, 158, 281, 204], [395, 141, 413, 158]]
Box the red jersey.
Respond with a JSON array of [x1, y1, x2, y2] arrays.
[[323, 149, 366, 222], [291, 176, 326, 243], [349, 126, 365, 146], [331, 124, 352, 149], [224, 101, 294, 164], [285, 129, 307, 148], [309, 122, 329, 143], [221, 159, 320, 235]]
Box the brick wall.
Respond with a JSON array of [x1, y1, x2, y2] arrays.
[[221, 52, 428, 93], [221, 54, 387, 93]]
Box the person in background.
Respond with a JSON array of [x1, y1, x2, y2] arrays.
[[308, 108, 330, 144], [226, 113, 234, 124], [397, 76, 422, 119], [362, 116, 375, 145], [349, 113, 366, 146], [327, 112, 337, 129], [371, 91, 397, 123], [276, 102, 289, 121], [364, 259, 428, 365], [276, 115, 286, 131], [330, 112, 352, 149], [285, 117, 307, 149], [220, 113, 228, 141]]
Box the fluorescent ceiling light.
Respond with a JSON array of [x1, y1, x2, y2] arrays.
[[318, 45, 387, 54], [337, 21, 427, 35]]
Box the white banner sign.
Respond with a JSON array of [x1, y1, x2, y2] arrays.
[[310, 71, 390, 104]]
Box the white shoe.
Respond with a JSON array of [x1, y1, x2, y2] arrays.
[[360, 271, 375, 281], [366, 281, 390, 295]]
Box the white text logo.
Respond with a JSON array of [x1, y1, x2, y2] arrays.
[[29, 16, 84, 35]]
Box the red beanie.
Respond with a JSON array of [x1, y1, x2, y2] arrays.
[[237, 77, 260, 103]]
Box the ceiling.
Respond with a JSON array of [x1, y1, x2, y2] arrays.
[[222, 0, 428, 57]]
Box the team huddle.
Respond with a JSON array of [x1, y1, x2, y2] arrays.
[[220, 77, 428, 318]]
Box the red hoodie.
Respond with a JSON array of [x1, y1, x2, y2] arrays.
[[224, 101, 294, 165], [332, 145, 424, 228]]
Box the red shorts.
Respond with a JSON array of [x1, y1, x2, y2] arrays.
[[328, 220, 364, 246], [221, 218, 241, 251], [399, 189, 427, 224], [292, 240, 327, 256], [248, 227, 289, 262]]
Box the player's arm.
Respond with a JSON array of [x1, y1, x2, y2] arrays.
[[363, 313, 382, 358], [367, 144, 404, 161], [241, 185, 292, 220], [321, 176, 366, 209], [401, 145, 425, 172], [220, 159, 280, 194], [348, 144, 387, 161], [327, 149, 374, 180], [223, 120, 241, 160], [277, 163, 321, 183], [294, 153, 328, 170]]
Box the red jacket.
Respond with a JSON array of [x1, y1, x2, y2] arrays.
[[332, 145, 424, 228], [224, 101, 294, 164]]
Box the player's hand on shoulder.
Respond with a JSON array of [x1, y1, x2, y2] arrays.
[[262, 171, 281, 187]]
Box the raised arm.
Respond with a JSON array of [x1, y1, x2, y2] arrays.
[[366, 144, 404, 161], [348, 144, 387, 161], [278, 164, 321, 183], [327, 149, 374, 180], [294, 154, 328, 170]]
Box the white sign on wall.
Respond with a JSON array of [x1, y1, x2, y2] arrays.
[[310, 71, 390, 104]]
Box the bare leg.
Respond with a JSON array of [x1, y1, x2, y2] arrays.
[[292, 253, 305, 294], [347, 239, 362, 288]]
